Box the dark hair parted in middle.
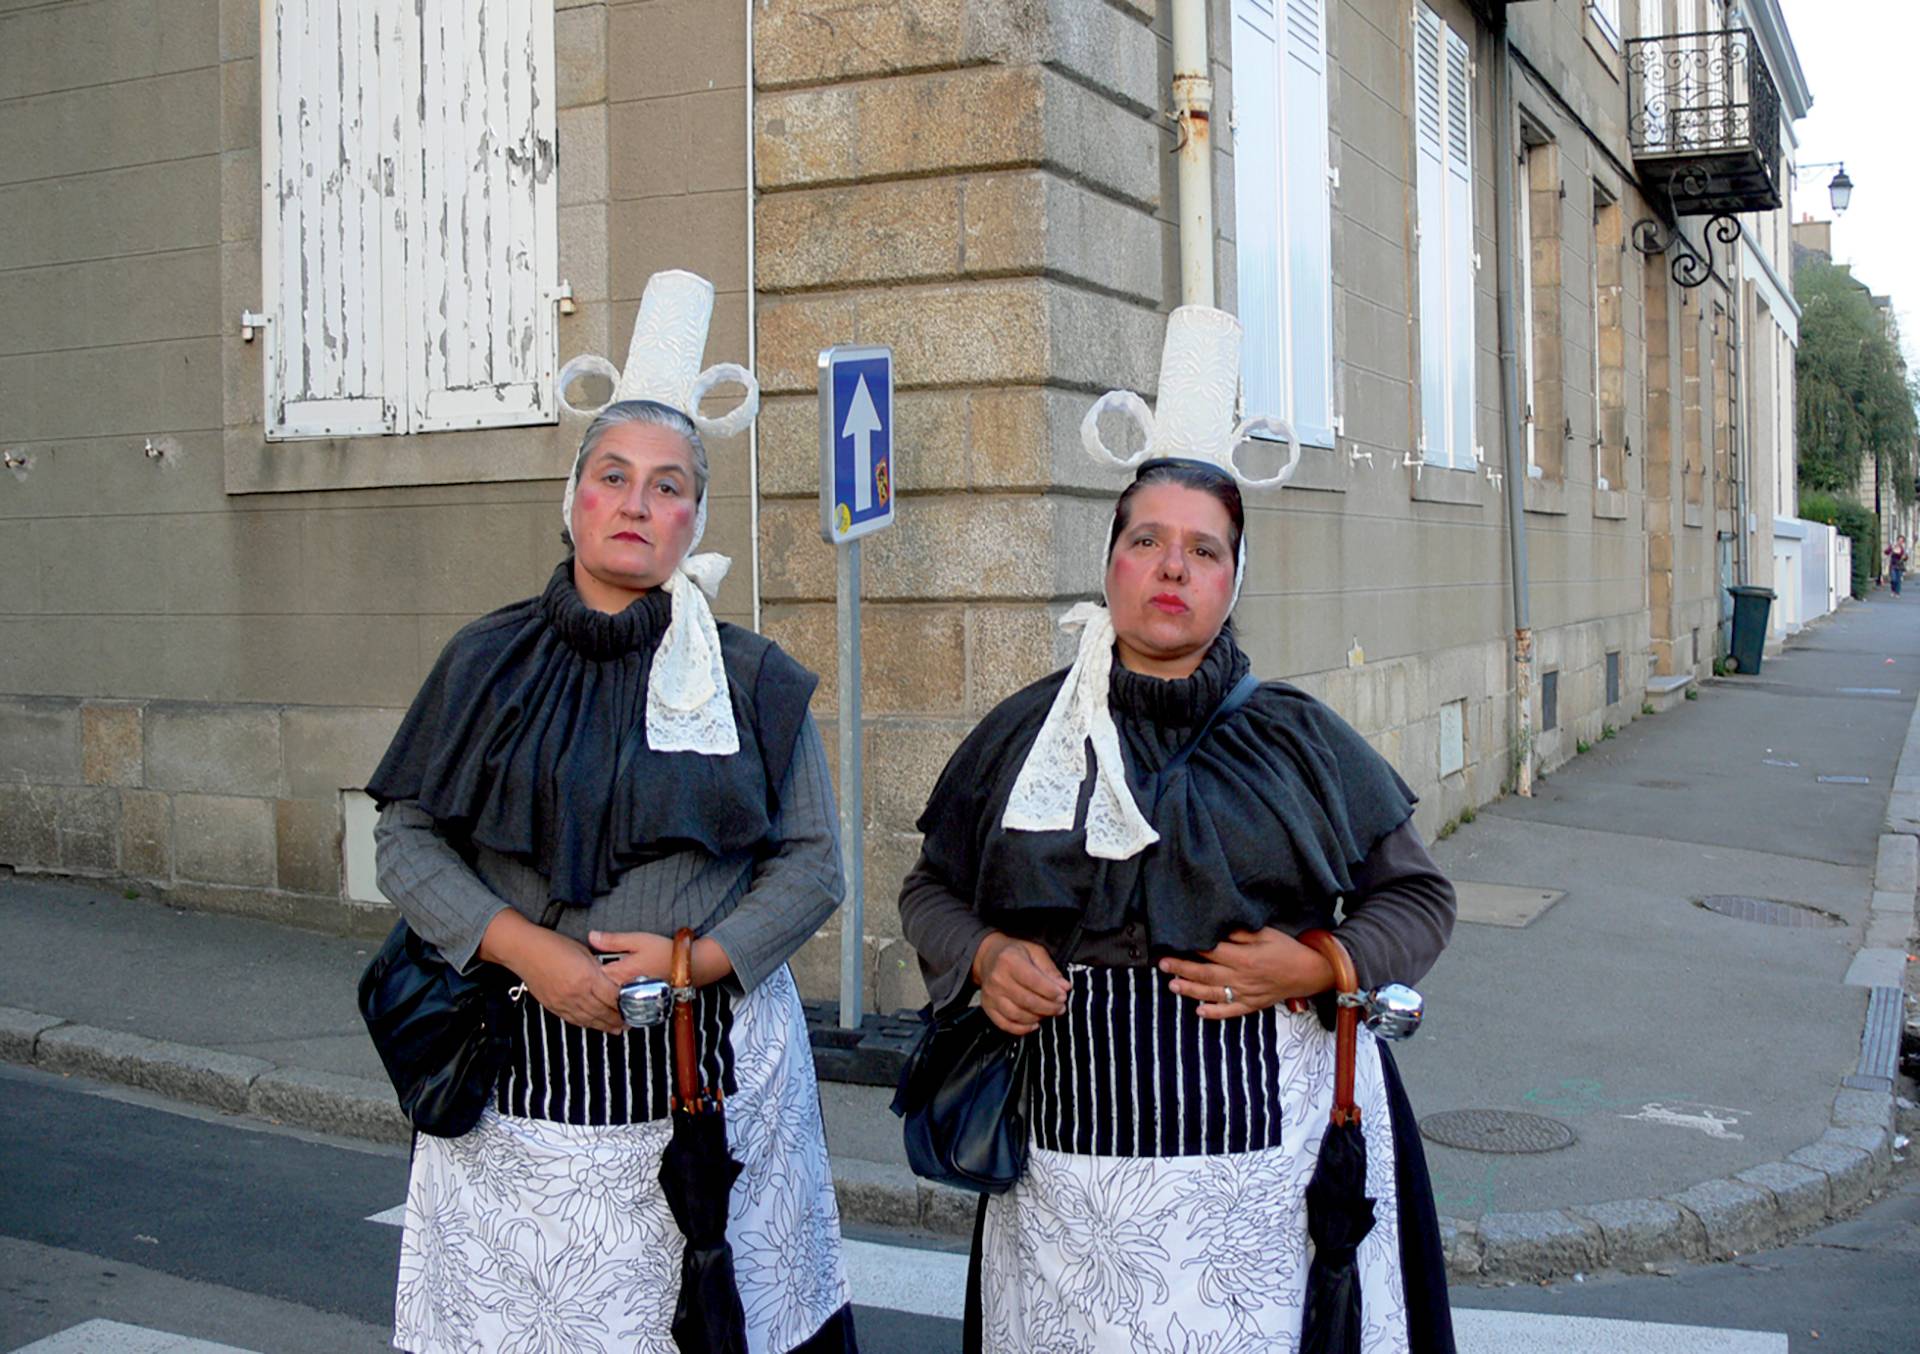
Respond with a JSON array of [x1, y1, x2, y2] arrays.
[[1106, 457, 1246, 563]]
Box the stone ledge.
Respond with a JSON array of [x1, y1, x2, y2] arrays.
[[1645, 673, 1693, 713], [248, 1066, 410, 1145]]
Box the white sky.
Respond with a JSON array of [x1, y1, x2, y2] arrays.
[[1774, 0, 1920, 364]]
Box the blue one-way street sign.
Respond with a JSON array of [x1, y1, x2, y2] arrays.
[[818, 345, 894, 544]]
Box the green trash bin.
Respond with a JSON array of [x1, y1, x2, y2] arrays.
[[1726, 585, 1775, 675]]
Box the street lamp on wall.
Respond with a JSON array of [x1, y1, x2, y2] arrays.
[[1801, 160, 1855, 215]]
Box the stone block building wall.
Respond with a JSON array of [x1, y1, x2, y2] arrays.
[[750, 0, 1165, 1006], [0, 0, 755, 931]]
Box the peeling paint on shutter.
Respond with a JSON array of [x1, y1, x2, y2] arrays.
[[403, 0, 557, 433], [262, 0, 401, 439], [261, 0, 555, 440]]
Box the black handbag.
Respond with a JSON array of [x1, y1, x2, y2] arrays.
[[358, 919, 524, 1138], [891, 671, 1260, 1193]]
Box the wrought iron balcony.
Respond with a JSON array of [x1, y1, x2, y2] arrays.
[[1627, 28, 1781, 217]]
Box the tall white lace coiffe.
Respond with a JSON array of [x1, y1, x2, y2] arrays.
[[1002, 306, 1303, 860], [556, 269, 760, 756]]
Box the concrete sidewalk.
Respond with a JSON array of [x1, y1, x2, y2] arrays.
[[2, 600, 1915, 1281]]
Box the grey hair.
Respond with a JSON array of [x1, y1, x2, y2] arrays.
[[561, 399, 709, 551]]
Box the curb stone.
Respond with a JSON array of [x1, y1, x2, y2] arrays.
[[1569, 1197, 1705, 1267], [0, 1005, 65, 1063], [34, 1024, 272, 1115], [1664, 1177, 1777, 1258], [1787, 1139, 1877, 1212], [1472, 1209, 1603, 1281], [248, 1066, 411, 1145], [1733, 1160, 1831, 1233]]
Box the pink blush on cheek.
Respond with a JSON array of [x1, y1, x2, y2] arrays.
[[574, 486, 603, 516]]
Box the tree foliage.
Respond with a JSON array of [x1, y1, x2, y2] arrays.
[[1794, 259, 1918, 502]]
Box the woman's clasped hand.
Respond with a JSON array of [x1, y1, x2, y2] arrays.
[[1159, 926, 1338, 1019]]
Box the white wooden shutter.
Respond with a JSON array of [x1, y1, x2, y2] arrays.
[[1281, 0, 1334, 447], [1231, 0, 1286, 424], [1413, 7, 1447, 465], [1443, 25, 1475, 470], [401, 0, 558, 432], [261, 0, 405, 439], [1518, 146, 1537, 474]]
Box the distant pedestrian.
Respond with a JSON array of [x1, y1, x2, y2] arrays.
[[1887, 536, 1907, 595], [366, 271, 857, 1354]]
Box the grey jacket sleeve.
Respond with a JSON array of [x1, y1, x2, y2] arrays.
[[897, 850, 994, 1014], [704, 713, 846, 995], [1334, 819, 1457, 990], [373, 800, 510, 972]]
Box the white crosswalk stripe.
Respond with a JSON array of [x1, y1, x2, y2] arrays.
[[9, 1321, 258, 1353], [347, 1209, 1800, 1353]]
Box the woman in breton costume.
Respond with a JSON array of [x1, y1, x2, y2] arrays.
[[900, 307, 1458, 1353], [368, 270, 857, 1354]]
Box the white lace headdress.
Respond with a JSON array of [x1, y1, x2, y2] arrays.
[[1003, 306, 1301, 859], [556, 269, 760, 756]]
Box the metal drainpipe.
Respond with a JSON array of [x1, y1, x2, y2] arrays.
[[744, 0, 762, 631], [1732, 278, 1752, 587], [1491, 6, 1534, 796], [1171, 0, 1215, 307]]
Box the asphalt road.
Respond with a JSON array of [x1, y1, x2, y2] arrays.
[[3, 1064, 1913, 1353]]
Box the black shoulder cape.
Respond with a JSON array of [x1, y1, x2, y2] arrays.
[[915, 632, 1417, 954], [367, 561, 819, 907]]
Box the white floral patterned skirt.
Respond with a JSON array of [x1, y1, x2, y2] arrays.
[[393, 965, 851, 1354], [978, 965, 1409, 1353]]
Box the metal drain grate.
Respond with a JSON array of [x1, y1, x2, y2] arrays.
[[1695, 895, 1845, 928], [1420, 1109, 1576, 1154]]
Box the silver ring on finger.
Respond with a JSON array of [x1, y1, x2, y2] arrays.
[[1222, 985, 1235, 1005]]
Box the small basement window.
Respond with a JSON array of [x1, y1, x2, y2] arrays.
[[1541, 670, 1559, 731]]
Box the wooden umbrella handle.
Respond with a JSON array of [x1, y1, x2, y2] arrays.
[[670, 927, 698, 1112], [1295, 928, 1361, 1127]]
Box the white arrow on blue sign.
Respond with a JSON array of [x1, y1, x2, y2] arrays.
[[818, 345, 894, 544]]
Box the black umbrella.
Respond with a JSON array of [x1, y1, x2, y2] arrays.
[[658, 929, 748, 1354], [1296, 929, 1378, 1354]]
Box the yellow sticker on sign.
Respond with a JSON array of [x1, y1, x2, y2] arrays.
[[836, 503, 852, 534]]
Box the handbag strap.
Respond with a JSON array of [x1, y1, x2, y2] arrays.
[[1147, 670, 1261, 810]]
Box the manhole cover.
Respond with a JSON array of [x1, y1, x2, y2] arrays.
[[1420, 1109, 1576, 1154], [1695, 895, 1845, 928]]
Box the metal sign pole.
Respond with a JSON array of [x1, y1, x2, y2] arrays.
[[819, 342, 891, 1032], [837, 538, 865, 1029]]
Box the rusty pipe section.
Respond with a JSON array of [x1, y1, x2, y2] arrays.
[[1171, 0, 1215, 308]]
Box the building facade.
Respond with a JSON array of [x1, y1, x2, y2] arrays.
[[0, 0, 1811, 1010]]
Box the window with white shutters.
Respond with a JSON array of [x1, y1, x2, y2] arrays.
[[1413, 6, 1476, 471], [262, 0, 558, 441], [1588, 0, 1623, 48], [1230, 0, 1335, 450]]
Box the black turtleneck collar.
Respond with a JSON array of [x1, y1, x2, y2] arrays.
[[1107, 626, 1251, 727], [539, 559, 673, 661]]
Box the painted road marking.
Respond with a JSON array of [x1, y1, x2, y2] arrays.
[[842, 1236, 970, 1321], [1620, 1100, 1748, 1139], [1454, 1308, 1786, 1352], [364, 1203, 407, 1226], [9, 1321, 260, 1353]]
